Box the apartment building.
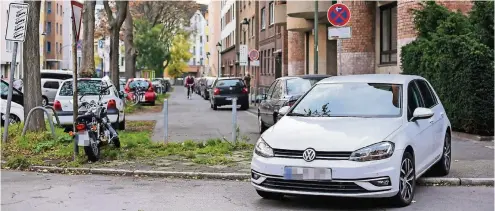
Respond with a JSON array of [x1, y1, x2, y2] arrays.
[[42, 0, 65, 69], [187, 5, 208, 77], [207, 0, 221, 77], [258, 0, 288, 87], [277, 1, 472, 76], [219, 0, 238, 77]]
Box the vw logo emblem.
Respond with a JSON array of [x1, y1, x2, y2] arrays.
[[302, 148, 316, 162]]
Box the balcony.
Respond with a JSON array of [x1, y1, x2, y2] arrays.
[[286, 1, 333, 19], [287, 17, 313, 32], [274, 4, 287, 25]]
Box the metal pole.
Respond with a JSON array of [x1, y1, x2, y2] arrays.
[[2, 42, 18, 142], [164, 99, 169, 143], [314, 0, 319, 74], [339, 39, 342, 75], [71, 16, 79, 159], [232, 97, 237, 142], [218, 50, 221, 78]]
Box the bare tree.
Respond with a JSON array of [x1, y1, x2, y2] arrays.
[[124, 5, 136, 79], [22, 1, 45, 131], [103, 1, 127, 90], [81, 1, 96, 77]]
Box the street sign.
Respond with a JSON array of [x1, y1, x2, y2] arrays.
[[328, 26, 352, 40], [239, 45, 248, 66], [250, 60, 260, 67], [71, 1, 83, 42], [249, 49, 259, 61], [5, 3, 29, 42], [327, 3, 351, 27]]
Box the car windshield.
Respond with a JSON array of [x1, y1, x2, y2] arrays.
[[289, 83, 402, 117], [286, 78, 318, 95], [59, 80, 111, 96], [129, 80, 149, 89], [216, 79, 244, 87]]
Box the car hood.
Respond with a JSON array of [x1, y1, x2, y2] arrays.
[[262, 116, 403, 152]]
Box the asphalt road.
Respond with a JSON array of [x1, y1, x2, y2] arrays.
[[1, 171, 493, 211]]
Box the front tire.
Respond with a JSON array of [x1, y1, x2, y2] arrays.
[[42, 96, 48, 107], [84, 132, 100, 162], [431, 133, 451, 176], [258, 113, 268, 134], [256, 190, 283, 200], [119, 118, 126, 130], [391, 151, 416, 207]]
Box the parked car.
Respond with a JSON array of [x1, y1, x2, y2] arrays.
[[258, 74, 331, 132], [209, 77, 249, 110], [54, 76, 126, 130], [251, 74, 452, 207], [40, 69, 73, 80], [124, 78, 156, 105], [41, 79, 63, 106], [194, 77, 202, 94], [200, 77, 216, 100], [0, 80, 24, 125], [152, 78, 169, 94]]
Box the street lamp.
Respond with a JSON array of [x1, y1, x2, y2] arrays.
[[216, 42, 222, 79], [41, 32, 47, 69]]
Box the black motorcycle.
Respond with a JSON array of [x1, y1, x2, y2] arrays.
[[75, 85, 120, 162]]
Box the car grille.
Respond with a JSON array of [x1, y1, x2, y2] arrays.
[[260, 178, 368, 194], [273, 149, 352, 160]]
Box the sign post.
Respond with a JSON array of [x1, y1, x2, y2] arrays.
[[248, 49, 260, 106], [71, 0, 83, 159], [3, 3, 29, 143], [327, 3, 351, 75]]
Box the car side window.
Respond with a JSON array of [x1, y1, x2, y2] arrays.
[[43, 81, 60, 89], [266, 80, 278, 100], [271, 80, 283, 99], [415, 80, 437, 108], [407, 82, 424, 120]]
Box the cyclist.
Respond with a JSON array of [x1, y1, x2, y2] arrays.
[[184, 73, 195, 99]]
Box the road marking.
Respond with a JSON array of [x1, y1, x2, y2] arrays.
[[485, 146, 494, 150]]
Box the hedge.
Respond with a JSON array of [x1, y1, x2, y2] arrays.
[[401, 2, 494, 136]]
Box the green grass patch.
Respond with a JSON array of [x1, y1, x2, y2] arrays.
[[2, 119, 253, 168]]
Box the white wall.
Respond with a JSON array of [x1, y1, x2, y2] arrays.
[[0, 0, 24, 79], [188, 10, 207, 66]]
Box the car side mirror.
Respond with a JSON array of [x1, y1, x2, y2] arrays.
[[278, 106, 290, 116], [410, 107, 434, 122]]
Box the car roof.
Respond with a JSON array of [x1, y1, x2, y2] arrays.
[[40, 69, 73, 74], [217, 77, 243, 80], [278, 74, 333, 80], [130, 78, 150, 81], [317, 74, 425, 85]]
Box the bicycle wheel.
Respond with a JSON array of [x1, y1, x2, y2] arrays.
[[132, 92, 140, 105]]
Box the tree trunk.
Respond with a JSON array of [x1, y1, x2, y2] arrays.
[[124, 7, 136, 79], [81, 1, 96, 77], [109, 28, 120, 89], [23, 1, 45, 131]]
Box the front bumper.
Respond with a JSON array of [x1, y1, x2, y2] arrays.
[[250, 149, 404, 198]]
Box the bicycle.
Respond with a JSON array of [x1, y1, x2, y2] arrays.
[[186, 84, 194, 99], [126, 86, 147, 106]]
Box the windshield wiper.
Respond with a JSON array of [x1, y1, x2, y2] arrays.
[[286, 112, 307, 117]]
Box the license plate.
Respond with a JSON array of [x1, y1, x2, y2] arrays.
[[77, 131, 90, 146], [225, 97, 232, 100], [283, 167, 332, 180]]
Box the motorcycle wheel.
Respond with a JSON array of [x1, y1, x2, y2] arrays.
[[84, 132, 100, 162]]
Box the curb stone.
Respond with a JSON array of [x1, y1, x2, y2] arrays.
[[27, 166, 493, 186], [452, 131, 494, 142]]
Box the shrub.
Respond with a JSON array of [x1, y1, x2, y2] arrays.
[[401, 1, 494, 135]]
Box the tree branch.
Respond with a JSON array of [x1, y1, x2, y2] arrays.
[[103, 1, 115, 26]]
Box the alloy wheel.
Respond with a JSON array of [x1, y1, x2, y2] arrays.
[[399, 157, 414, 202], [443, 135, 451, 171], [42, 98, 47, 106]]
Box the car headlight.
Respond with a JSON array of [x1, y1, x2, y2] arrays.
[[349, 141, 395, 162], [254, 138, 274, 158]]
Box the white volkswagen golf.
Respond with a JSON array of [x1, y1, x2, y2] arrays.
[[251, 74, 452, 207]]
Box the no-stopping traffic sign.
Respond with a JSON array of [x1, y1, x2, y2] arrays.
[[249, 49, 259, 61], [327, 3, 351, 27]]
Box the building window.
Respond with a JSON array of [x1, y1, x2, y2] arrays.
[[56, 42, 58, 54], [59, 43, 62, 54], [60, 5, 62, 16], [200, 47, 203, 55], [199, 36, 202, 43], [121, 57, 124, 66], [60, 24, 62, 35], [47, 22, 51, 34], [269, 2, 274, 25], [47, 1, 52, 14], [56, 23, 58, 34], [56, 3, 58, 14], [380, 3, 397, 64], [47, 42, 51, 53], [261, 7, 266, 30]]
